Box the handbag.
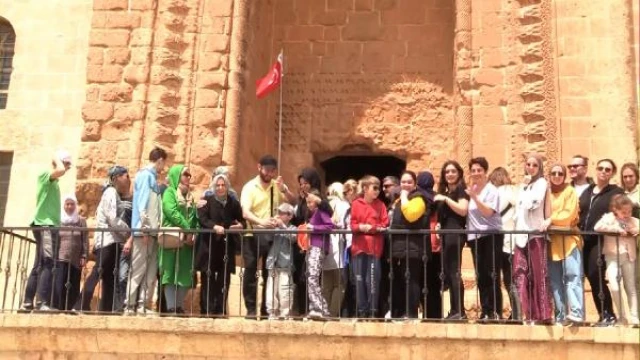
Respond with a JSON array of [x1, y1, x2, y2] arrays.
[[158, 227, 184, 249]]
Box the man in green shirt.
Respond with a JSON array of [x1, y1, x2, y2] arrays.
[[20, 150, 72, 311]]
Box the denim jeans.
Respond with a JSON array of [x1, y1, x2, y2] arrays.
[[549, 246, 584, 322], [353, 253, 381, 317]]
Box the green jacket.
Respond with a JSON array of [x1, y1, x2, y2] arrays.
[[161, 164, 198, 229]]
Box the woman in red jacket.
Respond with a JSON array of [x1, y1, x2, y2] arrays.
[[350, 175, 390, 318]]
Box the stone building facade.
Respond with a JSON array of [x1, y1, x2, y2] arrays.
[[0, 0, 638, 223]]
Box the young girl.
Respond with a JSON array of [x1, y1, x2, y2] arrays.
[[350, 175, 389, 318], [306, 189, 335, 319], [594, 194, 639, 325]]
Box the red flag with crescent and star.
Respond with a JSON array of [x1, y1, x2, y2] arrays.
[[256, 52, 283, 99]]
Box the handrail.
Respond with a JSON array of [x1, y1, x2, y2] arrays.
[[0, 228, 35, 244]]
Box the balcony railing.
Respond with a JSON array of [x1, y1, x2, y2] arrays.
[[0, 226, 637, 327]]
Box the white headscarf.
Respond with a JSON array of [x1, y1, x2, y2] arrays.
[[61, 193, 80, 225]]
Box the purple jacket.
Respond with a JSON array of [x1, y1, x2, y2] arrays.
[[309, 208, 335, 250]]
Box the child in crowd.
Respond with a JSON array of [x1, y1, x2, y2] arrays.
[[594, 194, 639, 325], [350, 175, 389, 318], [265, 203, 297, 319], [305, 189, 335, 319]]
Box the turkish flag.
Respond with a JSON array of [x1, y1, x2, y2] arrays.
[[256, 52, 283, 99]]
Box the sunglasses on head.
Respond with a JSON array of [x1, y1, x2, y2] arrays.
[[596, 166, 612, 173]]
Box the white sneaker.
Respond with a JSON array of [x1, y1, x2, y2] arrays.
[[123, 308, 136, 316], [136, 305, 156, 316], [308, 310, 324, 319], [566, 314, 583, 324], [627, 316, 639, 326], [384, 311, 392, 320]]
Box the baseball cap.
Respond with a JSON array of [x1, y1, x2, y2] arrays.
[[259, 155, 278, 168]]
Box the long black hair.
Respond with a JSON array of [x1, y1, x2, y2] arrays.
[[437, 160, 466, 195]]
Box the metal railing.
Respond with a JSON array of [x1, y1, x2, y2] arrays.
[[0, 226, 637, 327]]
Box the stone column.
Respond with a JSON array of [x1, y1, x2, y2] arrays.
[[454, 0, 473, 165]]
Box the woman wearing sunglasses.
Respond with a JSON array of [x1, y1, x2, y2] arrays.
[[513, 153, 552, 324], [578, 158, 624, 326], [547, 163, 584, 325]]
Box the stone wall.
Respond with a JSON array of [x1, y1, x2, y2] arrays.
[[555, 0, 638, 166], [265, 0, 456, 184], [468, 0, 559, 177], [0, 315, 638, 359], [0, 0, 92, 226], [77, 0, 234, 214]]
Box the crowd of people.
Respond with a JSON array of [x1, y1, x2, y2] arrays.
[[16, 148, 640, 327]]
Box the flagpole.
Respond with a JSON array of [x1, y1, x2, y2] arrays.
[[277, 49, 284, 173]]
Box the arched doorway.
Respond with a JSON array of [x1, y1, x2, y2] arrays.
[[319, 155, 406, 186]]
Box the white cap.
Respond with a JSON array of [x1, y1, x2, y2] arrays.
[[56, 149, 72, 164]]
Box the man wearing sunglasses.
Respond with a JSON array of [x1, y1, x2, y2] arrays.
[[568, 155, 594, 197]]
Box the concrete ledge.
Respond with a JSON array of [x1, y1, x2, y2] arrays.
[[0, 314, 638, 359]]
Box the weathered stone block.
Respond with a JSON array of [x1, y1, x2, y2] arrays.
[[203, 34, 230, 52], [87, 48, 104, 65], [204, 0, 233, 17], [81, 121, 102, 141], [342, 12, 383, 41], [82, 102, 114, 121], [94, 0, 128, 10], [105, 48, 131, 65], [92, 10, 142, 29], [123, 65, 150, 84], [130, 29, 154, 46], [193, 108, 224, 127], [89, 29, 130, 47], [312, 11, 347, 26], [87, 65, 124, 83], [195, 89, 221, 108], [199, 53, 223, 71], [130, 0, 157, 11], [356, 0, 374, 11], [381, 0, 427, 25], [285, 26, 324, 41], [100, 84, 133, 102], [196, 73, 227, 90], [86, 85, 101, 102]]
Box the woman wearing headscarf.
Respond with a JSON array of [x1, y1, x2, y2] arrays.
[[53, 194, 88, 310], [75, 165, 131, 312], [417, 171, 442, 319], [547, 163, 584, 325], [390, 170, 432, 319], [513, 153, 552, 324], [197, 173, 245, 316], [158, 165, 199, 315]]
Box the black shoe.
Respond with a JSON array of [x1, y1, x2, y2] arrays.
[[593, 313, 616, 327], [18, 303, 34, 313], [478, 312, 500, 322], [245, 311, 258, 320]]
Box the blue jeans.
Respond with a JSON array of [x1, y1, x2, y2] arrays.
[[549, 246, 584, 321], [353, 254, 380, 317]]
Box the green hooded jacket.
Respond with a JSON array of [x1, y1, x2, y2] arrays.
[[161, 164, 198, 229]]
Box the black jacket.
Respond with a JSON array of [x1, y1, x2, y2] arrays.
[[292, 168, 333, 226], [578, 184, 624, 240], [390, 190, 433, 260], [196, 195, 245, 273]]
